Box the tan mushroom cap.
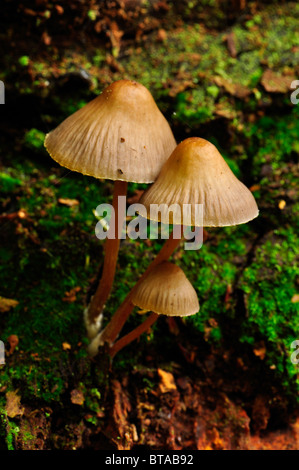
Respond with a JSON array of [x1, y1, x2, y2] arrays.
[[44, 80, 176, 183], [131, 262, 199, 317], [140, 137, 259, 226]]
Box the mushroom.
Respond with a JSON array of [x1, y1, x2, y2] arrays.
[[88, 137, 258, 354], [44, 79, 176, 338], [131, 262, 199, 317], [140, 136, 259, 227], [109, 262, 199, 357]]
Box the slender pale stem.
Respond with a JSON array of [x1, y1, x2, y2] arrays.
[[99, 227, 183, 346], [88, 180, 128, 325], [109, 312, 159, 358]]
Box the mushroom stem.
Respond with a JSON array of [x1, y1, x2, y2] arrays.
[[88, 227, 182, 353], [109, 312, 159, 358], [87, 180, 128, 334]]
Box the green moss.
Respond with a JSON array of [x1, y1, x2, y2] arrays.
[[174, 89, 216, 125], [240, 227, 299, 396], [18, 56, 29, 67], [0, 172, 22, 193], [244, 106, 299, 177], [179, 224, 250, 337], [0, 412, 20, 451], [24, 128, 46, 151], [0, 162, 108, 403]]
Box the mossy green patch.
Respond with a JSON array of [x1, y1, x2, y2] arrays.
[[180, 224, 251, 338], [239, 227, 299, 397], [244, 106, 299, 177]]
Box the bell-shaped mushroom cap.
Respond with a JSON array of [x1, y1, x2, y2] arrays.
[[140, 137, 259, 226], [44, 80, 176, 183], [131, 262, 199, 317]]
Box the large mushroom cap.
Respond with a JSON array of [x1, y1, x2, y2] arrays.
[[131, 262, 199, 317], [140, 137, 259, 226], [44, 79, 176, 183]]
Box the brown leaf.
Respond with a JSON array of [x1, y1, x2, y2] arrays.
[[70, 389, 85, 406], [23, 8, 37, 16], [62, 286, 81, 303], [253, 341, 266, 360], [226, 31, 237, 58], [6, 391, 24, 418], [249, 184, 261, 192], [41, 31, 51, 46], [157, 28, 167, 42], [0, 297, 19, 313], [157, 368, 177, 393], [55, 5, 64, 15], [213, 76, 251, 99], [261, 69, 295, 93], [62, 342, 71, 351], [58, 198, 79, 207], [215, 104, 236, 120]]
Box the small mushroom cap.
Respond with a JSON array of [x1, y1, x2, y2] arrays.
[[131, 262, 199, 317], [140, 137, 259, 227], [44, 80, 176, 183]]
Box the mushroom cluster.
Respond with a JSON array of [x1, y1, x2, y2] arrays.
[[45, 79, 176, 339], [44, 79, 259, 359]]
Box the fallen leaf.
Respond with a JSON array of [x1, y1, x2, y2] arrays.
[[70, 389, 85, 405], [23, 8, 37, 16], [215, 103, 236, 119], [5, 391, 24, 418], [226, 31, 237, 58], [58, 198, 79, 207], [157, 28, 167, 42], [55, 5, 64, 15], [213, 76, 251, 99], [261, 69, 295, 93], [62, 286, 81, 302], [41, 31, 51, 46], [0, 297, 19, 313], [253, 342, 266, 360], [62, 342, 71, 351], [250, 184, 261, 192], [157, 368, 177, 393]]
